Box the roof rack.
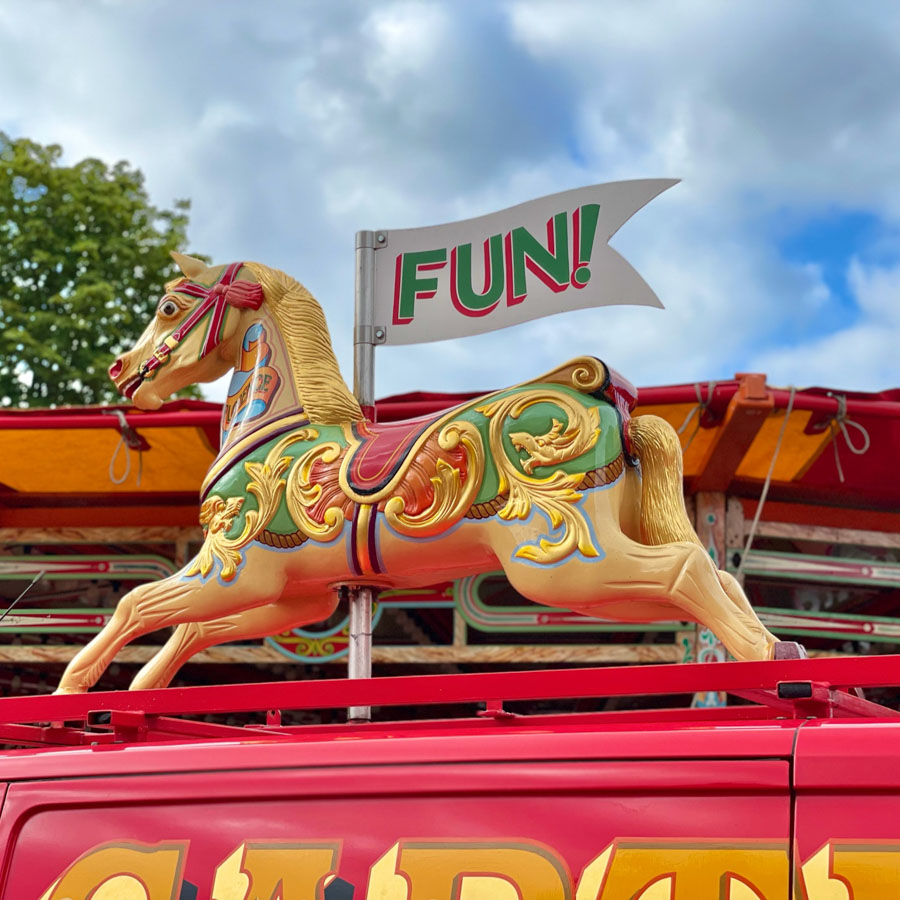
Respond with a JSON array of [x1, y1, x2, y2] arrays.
[[0, 655, 898, 748]]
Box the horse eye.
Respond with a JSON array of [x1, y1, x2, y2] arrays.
[[159, 300, 178, 317]]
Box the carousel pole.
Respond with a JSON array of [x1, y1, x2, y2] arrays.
[[348, 230, 385, 721], [353, 230, 379, 421]]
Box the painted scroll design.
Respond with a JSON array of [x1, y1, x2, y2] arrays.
[[190, 379, 610, 579], [189, 417, 485, 579], [383, 420, 484, 538], [188, 427, 336, 581], [476, 389, 603, 564]]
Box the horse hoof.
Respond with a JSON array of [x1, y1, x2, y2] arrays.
[[772, 641, 808, 660]]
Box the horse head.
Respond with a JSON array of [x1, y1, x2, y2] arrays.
[[108, 252, 264, 410]]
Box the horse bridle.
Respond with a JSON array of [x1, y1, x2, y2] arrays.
[[137, 262, 264, 382]]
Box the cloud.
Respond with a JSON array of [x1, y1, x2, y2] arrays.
[[505, 0, 900, 210]]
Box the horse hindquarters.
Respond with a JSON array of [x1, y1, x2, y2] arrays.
[[488, 469, 777, 663], [627, 414, 778, 659]]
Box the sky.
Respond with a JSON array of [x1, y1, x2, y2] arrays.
[[1, 0, 898, 401]]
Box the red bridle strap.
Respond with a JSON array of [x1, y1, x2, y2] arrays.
[[138, 262, 263, 379]]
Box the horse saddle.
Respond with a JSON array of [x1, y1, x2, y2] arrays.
[[343, 356, 636, 498]]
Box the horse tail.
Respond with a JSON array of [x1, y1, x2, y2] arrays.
[[626, 415, 703, 548]]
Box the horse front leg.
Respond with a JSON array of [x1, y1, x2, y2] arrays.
[[55, 555, 288, 694], [129, 591, 340, 691]]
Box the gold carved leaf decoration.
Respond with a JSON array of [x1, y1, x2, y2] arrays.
[[187, 427, 347, 579], [284, 440, 346, 541], [187, 447, 294, 582], [476, 389, 602, 565], [569, 357, 607, 392], [521, 356, 608, 394], [509, 407, 600, 474], [191, 496, 245, 580], [384, 420, 484, 538]]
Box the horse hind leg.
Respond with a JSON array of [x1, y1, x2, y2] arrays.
[[655, 541, 779, 661], [498, 537, 777, 663], [129, 592, 340, 691]]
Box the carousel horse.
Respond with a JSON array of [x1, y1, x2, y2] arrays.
[[56, 253, 785, 693]]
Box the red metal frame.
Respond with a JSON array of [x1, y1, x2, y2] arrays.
[[0, 655, 898, 749], [0, 400, 221, 431], [3, 385, 897, 431]]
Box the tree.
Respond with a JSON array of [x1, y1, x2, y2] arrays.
[[0, 132, 196, 406]]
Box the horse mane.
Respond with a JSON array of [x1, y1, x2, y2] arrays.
[[244, 262, 362, 424]]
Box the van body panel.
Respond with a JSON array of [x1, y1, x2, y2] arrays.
[[4, 656, 900, 896], [0, 750, 791, 898], [794, 722, 900, 897]]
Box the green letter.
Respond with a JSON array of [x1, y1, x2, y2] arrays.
[[507, 212, 569, 305], [393, 249, 447, 323], [451, 234, 504, 315]]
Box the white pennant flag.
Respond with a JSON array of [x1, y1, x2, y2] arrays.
[[370, 179, 677, 345]]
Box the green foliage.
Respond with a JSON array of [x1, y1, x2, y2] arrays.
[[0, 132, 196, 406]]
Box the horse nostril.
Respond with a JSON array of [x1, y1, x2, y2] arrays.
[[109, 358, 123, 379]]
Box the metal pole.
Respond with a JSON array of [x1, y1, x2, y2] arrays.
[[354, 230, 377, 420], [347, 585, 375, 721], [349, 231, 381, 721]]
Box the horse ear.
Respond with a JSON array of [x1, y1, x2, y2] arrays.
[[224, 281, 265, 310], [170, 251, 207, 279]]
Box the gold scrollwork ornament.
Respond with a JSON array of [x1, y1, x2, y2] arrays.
[[476, 390, 602, 565], [188, 450, 294, 581], [384, 420, 485, 538], [188, 427, 334, 581], [284, 439, 346, 542]]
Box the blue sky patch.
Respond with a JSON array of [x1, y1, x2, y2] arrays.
[[775, 208, 890, 318]]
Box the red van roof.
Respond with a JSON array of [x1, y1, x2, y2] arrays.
[[0, 655, 896, 775]]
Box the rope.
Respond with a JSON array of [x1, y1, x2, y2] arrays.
[[109, 432, 131, 484], [736, 386, 797, 581], [677, 380, 716, 454], [826, 392, 871, 483], [105, 410, 144, 486]]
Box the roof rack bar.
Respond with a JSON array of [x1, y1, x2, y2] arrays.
[[0, 703, 780, 748], [141, 715, 294, 742], [732, 681, 900, 719], [2, 656, 897, 726], [0, 723, 114, 747], [81, 711, 298, 744], [825, 686, 900, 718], [272, 703, 778, 738], [730, 689, 798, 717]]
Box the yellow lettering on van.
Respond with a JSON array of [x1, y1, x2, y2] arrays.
[[579, 843, 787, 900], [367, 843, 408, 900], [366, 840, 571, 900], [39, 841, 186, 900], [211, 841, 340, 900], [799, 843, 900, 899], [575, 846, 613, 900]]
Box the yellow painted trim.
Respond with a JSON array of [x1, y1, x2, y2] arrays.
[[201, 411, 311, 496]]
